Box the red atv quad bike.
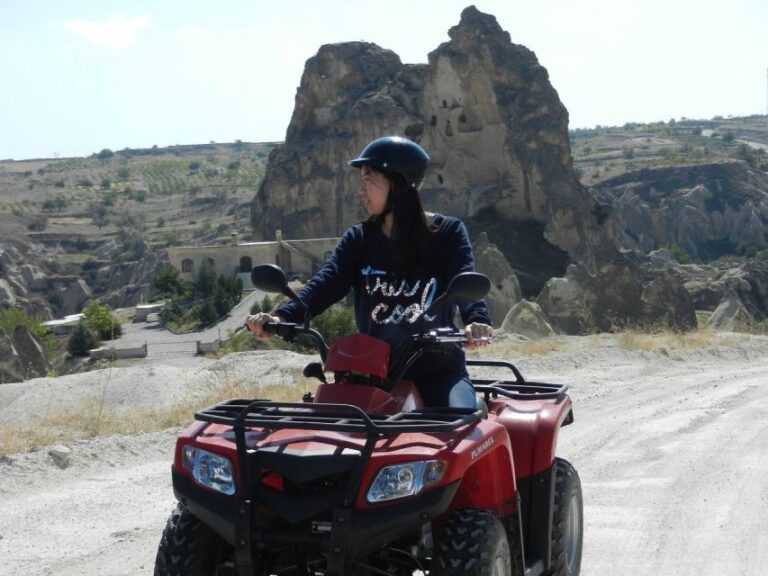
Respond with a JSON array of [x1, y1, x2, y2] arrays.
[[155, 264, 583, 576]]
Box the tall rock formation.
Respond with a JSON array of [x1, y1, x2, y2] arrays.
[[252, 5, 616, 293]]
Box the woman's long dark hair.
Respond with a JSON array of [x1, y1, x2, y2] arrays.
[[365, 171, 436, 278]]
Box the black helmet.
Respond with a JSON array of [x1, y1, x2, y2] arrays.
[[349, 136, 429, 190]]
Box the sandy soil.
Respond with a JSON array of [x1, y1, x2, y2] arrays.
[[1, 334, 767, 575]]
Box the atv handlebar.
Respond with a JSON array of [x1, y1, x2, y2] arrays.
[[413, 328, 491, 346], [263, 321, 329, 362]]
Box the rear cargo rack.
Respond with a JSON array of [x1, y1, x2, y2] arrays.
[[468, 359, 569, 400], [195, 400, 482, 435]]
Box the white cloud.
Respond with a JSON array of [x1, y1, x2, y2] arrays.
[[176, 26, 207, 37], [61, 14, 152, 48]]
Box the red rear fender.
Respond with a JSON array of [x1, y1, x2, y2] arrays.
[[491, 395, 573, 479]]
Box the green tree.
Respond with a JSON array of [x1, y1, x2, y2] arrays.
[[213, 275, 243, 316], [68, 320, 98, 356], [194, 260, 217, 298], [82, 301, 122, 340], [153, 265, 189, 300], [250, 294, 275, 315]]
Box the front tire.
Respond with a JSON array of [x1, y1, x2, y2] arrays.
[[550, 458, 583, 576], [432, 508, 511, 576], [154, 505, 233, 576]]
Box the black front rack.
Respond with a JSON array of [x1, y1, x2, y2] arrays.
[[467, 359, 569, 400], [195, 400, 483, 436]]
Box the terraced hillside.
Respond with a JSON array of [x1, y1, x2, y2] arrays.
[[571, 115, 768, 187], [0, 142, 275, 273]]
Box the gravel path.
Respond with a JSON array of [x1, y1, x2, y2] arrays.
[[1, 334, 767, 575]]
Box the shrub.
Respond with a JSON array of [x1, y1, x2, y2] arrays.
[[663, 243, 693, 264], [198, 300, 218, 326], [312, 306, 356, 342], [159, 302, 184, 325]]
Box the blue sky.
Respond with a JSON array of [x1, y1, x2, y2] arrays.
[[1, 0, 767, 160]]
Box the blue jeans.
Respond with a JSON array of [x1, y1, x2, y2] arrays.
[[405, 345, 476, 409]]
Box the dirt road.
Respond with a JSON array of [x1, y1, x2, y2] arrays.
[[1, 335, 767, 575]]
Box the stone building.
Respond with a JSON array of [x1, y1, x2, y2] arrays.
[[168, 232, 339, 287]]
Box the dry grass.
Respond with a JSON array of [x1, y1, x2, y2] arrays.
[[0, 374, 314, 456], [615, 326, 748, 351], [474, 325, 750, 358]]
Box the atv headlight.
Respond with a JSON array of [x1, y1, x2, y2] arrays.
[[182, 446, 236, 496], [366, 460, 446, 503]]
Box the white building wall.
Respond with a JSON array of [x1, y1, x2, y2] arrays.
[[168, 238, 339, 282]]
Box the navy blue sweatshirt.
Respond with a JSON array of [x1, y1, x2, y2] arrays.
[[276, 214, 491, 350]]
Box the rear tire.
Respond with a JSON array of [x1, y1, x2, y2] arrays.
[[432, 508, 512, 576], [154, 505, 234, 576], [550, 458, 583, 576]]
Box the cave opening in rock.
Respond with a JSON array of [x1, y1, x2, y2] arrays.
[[466, 213, 570, 298]]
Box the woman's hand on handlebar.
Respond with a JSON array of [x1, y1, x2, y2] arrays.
[[245, 312, 282, 339], [465, 322, 493, 349]]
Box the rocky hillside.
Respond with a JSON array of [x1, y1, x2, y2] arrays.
[[592, 161, 768, 261], [0, 142, 272, 318]]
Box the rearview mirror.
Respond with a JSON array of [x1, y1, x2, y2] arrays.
[[251, 264, 298, 300], [251, 264, 288, 294]]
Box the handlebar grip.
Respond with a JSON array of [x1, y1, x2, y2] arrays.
[[263, 321, 278, 334]]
